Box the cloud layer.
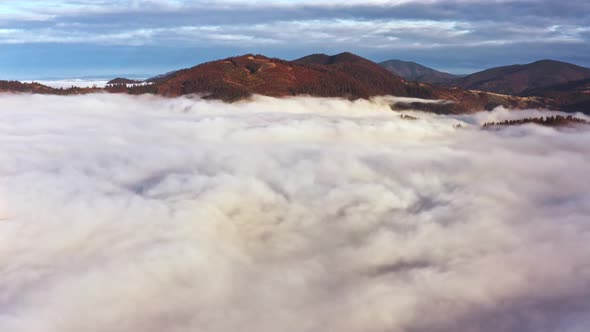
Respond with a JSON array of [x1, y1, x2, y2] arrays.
[[1, 0, 589, 77], [0, 94, 590, 332]]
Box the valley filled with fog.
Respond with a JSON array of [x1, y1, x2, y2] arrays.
[[1, 94, 589, 332]]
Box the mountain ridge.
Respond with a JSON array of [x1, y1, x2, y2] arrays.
[[1, 52, 583, 113], [133, 53, 434, 101], [446, 59, 590, 95], [379, 59, 459, 84]]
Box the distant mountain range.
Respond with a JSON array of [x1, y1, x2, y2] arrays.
[[376, 57, 590, 113], [446, 59, 590, 95], [379, 60, 459, 84], [119, 52, 543, 113], [2, 52, 589, 114]]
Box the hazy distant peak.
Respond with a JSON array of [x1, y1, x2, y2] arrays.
[[379, 59, 458, 84]]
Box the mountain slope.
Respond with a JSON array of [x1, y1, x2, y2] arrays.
[[521, 78, 590, 113], [449, 60, 590, 95], [379, 59, 458, 84], [145, 70, 179, 83]]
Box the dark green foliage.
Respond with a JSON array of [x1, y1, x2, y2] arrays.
[[483, 115, 588, 128]]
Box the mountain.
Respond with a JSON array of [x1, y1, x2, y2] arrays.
[[132, 53, 436, 101], [379, 60, 459, 84], [0, 53, 555, 113], [448, 60, 590, 95], [118, 52, 543, 113]]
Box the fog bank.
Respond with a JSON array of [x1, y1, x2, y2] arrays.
[[21, 79, 110, 89], [1, 94, 589, 332]]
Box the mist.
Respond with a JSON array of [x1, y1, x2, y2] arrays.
[[1, 93, 589, 332], [21, 79, 110, 89]]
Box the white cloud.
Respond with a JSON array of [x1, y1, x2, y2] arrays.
[[21, 79, 111, 89], [0, 94, 589, 332], [0, 18, 475, 47], [2, 16, 586, 52]]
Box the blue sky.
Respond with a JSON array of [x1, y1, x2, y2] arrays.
[[1, 0, 589, 79]]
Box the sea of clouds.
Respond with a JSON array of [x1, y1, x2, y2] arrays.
[[21, 79, 110, 89], [0, 93, 589, 332]]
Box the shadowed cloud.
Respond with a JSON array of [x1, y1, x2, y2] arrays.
[[0, 94, 589, 331]]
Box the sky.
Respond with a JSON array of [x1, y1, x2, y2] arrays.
[[0, 0, 589, 79]]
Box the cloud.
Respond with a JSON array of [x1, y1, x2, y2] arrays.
[[1, 0, 590, 76], [0, 94, 589, 332], [21, 79, 111, 89]]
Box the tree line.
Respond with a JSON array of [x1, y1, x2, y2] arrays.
[[483, 115, 588, 127]]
